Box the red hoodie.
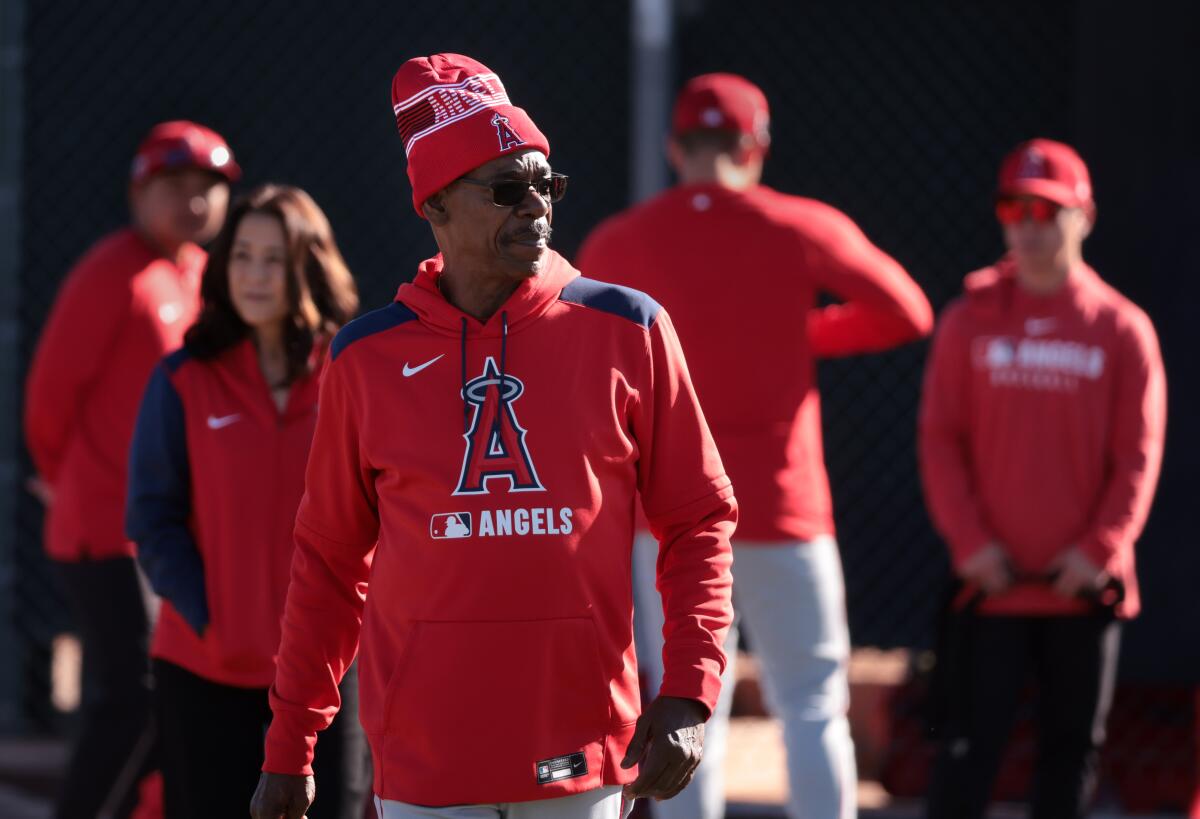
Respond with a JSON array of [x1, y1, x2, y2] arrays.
[[263, 251, 736, 805], [126, 340, 322, 687], [919, 259, 1166, 618], [25, 228, 203, 561], [577, 183, 932, 542]]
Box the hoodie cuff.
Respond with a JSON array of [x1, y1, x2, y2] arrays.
[[262, 711, 318, 776], [658, 655, 724, 719]]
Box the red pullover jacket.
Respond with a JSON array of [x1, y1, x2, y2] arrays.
[[25, 228, 203, 561], [578, 183, 932, 542], [263, 251, 736, 805], [126, 340, 322, 687], [919, 258, 1166, 618]]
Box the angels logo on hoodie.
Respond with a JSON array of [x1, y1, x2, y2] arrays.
[[454, 357, 544, 495]]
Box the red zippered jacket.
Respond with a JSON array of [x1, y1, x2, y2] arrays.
[[919, 258, 1166, 618], [262, 251, 736, 805], [126, 340, 322, 687], [578, 183, 932, 542], [25, 228, 203, 561]]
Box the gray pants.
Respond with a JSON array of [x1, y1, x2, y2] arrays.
[[373, 786, 631, 818], [632, 534, 857, 819]]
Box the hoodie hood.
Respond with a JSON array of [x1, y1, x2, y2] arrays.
[[395, 249, 581, 434], [396, 250, 580, 338]]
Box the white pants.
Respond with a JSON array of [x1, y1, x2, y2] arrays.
[[374, 786, 631, 819], [633, 534, 857, 819]]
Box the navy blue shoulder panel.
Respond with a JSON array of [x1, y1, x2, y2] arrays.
[[331, 302, 419, 361], [163, 347, 193, 374], [558, 277, 661, 329]]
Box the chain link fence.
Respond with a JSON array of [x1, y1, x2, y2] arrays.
[[15, 0, 634, 732], [9, 0, 1197, 809]]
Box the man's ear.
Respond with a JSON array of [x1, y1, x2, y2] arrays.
[[422, 190, 451, 226], [665, 138, 687, 177], [732, 133, 765, 167], [1082, 205, 1096, 238]]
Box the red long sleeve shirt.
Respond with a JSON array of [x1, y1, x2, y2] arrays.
[[919, 259, 1166, 618], [24, 228, 203, 561], [577, 183, 932, 542], [263, 251, 735, 805]]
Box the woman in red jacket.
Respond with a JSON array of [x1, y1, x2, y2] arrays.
[[126, 185, 367, 819]]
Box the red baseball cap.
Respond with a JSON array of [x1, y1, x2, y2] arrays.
[[671, 73, 770, 152], [391, 53, 550, 216], [997, 138, 1093, 211], [130, 120, 240, 184]]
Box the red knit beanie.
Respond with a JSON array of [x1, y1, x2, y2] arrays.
[[391, 54, 550, 216]]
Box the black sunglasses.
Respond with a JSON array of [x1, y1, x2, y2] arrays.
[[457, 173, 568, 207]]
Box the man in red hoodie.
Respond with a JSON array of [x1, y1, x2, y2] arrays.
[[919, 139, 1167, 819], [578, 74, 932, 819], [251, 55, 736, 819], [24, 120, 238, 819]]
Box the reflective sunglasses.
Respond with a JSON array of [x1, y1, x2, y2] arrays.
[[457, 173, 569, 207], [995, 197, 1061, 225]]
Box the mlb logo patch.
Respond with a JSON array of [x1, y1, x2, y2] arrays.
[[430, 513, 472, 539]]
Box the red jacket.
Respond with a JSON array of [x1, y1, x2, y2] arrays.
[[25, 228, 203, 561], [919, 259, 1167, 618], [577, 183, 932, 542], [126, 340, 322, 687], [262, 251, 736, 805]]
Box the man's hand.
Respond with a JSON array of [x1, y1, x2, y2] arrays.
[[26, 476, 54, 507], [1049, 547, 1108, 599], [620, 695, 707, 801], [957, 542, 1013, 594], [250, 772, 314, 819]]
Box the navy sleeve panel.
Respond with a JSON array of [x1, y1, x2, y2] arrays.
[[163, 346, 192, 374], [331, 302, 420, 361], [558, 277, 662, 329], [126, 363, 209, 635]]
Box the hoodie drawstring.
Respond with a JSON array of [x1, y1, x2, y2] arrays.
[[457, 311, 511, 434], [459, 317, 469, 433], [499, 311, 509, 412]]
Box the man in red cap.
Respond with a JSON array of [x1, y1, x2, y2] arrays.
[[251, 54, 735, 819], [919, 138, 1166, 818], [578, 74, 933, 819], [24, 119, 238, 819]]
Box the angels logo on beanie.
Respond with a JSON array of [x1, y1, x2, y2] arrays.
[[391, 54, 550, 216], [491, 113, 525, 151]]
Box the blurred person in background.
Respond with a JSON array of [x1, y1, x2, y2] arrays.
[[578, 73, 933, 819], [126, 184, 367, 819], [23, 119, 238, 819], [919, 138, 1166, 819]]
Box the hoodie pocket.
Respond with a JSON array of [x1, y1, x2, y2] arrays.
[[382, 617, 611, 768]]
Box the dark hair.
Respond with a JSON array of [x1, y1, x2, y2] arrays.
[[674, 128, 745, 156], [185, 184, 359, 384]]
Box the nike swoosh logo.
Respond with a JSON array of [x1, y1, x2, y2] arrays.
[[402, 354, 444, 377], [206, 413, 242, 430]]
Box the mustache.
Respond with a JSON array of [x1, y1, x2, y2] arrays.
[[506, 222, 553, 243]]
